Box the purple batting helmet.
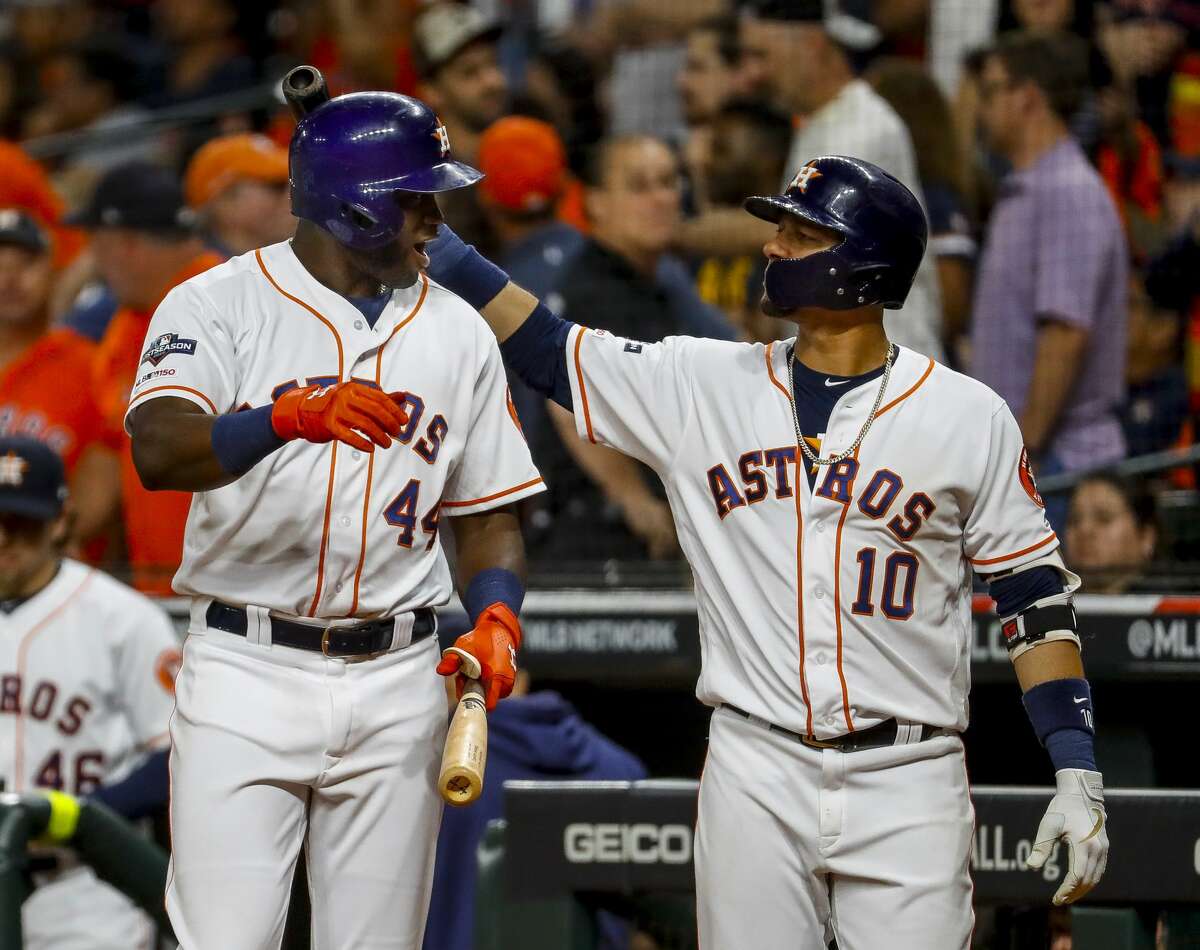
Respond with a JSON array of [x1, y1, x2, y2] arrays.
[[744, 155, 927, 312], [289, 91, 482, 251]]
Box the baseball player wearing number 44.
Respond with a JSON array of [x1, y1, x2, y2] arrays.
[[126, 91, 544, 949], [426, 154, 1109, 948]]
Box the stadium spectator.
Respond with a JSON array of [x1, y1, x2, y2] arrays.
[[677, 14, 743, 203], [476, 116, 583, 442], [147, 0, 257, 108], [413, 3, 507, 166], [1090, 53, 1168, 260], [691, 99, 791, 342], [0, 209, 118, 548], [0, 140, 85, 271], [184, 132, 294, 256], [679, 0, 946, 360], [1121, 272, 1188, 458], [69, 162, 222, 593], [1064, 473, 1158, 594], [424, 668, 646, 950], [576, 0, 723, 140], [413, 3, 507, 252], [971, 31, 1129, 531], [866, 57, 977, 363], [1004, 0, 1093, 36], [529, 135, 732, 562], [19, 40, 156, 183]]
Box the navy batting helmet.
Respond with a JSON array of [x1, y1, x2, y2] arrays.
[[289, 92, 482, 251], [744, 156, 927, 312]]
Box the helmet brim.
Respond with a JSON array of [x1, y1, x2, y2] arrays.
[[744, 194, 842, 237], [394, 160, 484, 194]]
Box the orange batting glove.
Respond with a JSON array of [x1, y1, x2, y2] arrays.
[[272, 382, 408, 453], [436, 603, 522, 711]]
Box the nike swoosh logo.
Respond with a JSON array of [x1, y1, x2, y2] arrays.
[[824, 378, 850, 387], [1073, 697, 1087, 703], [1081, 809, 1105, 843]]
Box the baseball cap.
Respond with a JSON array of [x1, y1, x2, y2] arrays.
[[414, 3, 503, 78], [66, 161, 197, 233], [477, 117, 566, 213], [185, 133, 290, 208], [0, 438, 67, 520], [740, 0, 881, 50], [0, 209, 50, 254]]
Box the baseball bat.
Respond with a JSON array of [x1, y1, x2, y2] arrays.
[[438, 647, 488, 807], [281, 64, 331, 120]]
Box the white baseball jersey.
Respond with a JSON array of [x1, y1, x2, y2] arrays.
[[0, 557, 179, 949], [123, 241, 545, 618], [564, 329, 1054, 738]]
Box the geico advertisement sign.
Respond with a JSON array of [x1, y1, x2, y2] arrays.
[[563, 823, 693, 864]]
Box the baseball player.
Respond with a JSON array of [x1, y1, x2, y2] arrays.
[[0, 436, 179, 949], [126, 91, 542, 949], [426, 155, 1109, 948]]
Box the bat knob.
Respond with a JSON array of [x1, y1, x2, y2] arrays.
[[440, 765, 483, 806], [282, 65, 320, 96]]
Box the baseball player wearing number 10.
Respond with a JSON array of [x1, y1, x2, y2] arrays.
[[427, 155, 1110, 948], [126, 91, 544, 948]]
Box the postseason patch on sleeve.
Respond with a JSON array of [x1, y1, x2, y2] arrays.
[[141, 332, 198, 366]]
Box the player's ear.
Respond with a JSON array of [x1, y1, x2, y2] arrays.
[[50, 507, 74, 552]]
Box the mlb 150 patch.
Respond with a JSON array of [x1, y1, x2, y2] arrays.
[[142, 332, 198, 366]]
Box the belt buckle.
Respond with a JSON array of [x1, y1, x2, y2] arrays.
[[321, 627, 338, 657]]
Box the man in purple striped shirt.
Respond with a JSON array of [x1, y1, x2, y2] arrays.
[[971, 31, 1129, 528]]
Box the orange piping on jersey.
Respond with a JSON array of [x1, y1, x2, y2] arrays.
[[255, 248, 346, 618], [793, 455, 814, 737], [572, 327, 596, 443], [832, 448, 861, 734], [441, 476, 545, 509], [128, 384, 218, 415], [13, 569, 95, 791], [968, 531, 1057, 566], [765, 341, 790, 399], [876, 357, 934, 418], [345, 277, 429, 617]]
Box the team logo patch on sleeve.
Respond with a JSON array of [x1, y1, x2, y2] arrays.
[[1018, 447, 1045, 508], [141, 332, 197, 366]]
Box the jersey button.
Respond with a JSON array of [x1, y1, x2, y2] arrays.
[[339, 516, 351, 527], [814, 587, 825, 599], [354, 320, 364, 330], [815, 652, 827, 665], [352, 451, 362, 461], [335, 582, 344, 593], [816, 522, 825, 533]]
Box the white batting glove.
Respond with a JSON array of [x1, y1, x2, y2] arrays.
[[1026, 769, 1109, 905]]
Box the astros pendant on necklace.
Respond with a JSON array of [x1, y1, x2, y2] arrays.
[[788, 342, 896, 467]]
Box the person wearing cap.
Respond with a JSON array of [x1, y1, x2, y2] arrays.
[[68, 161, 222, 593], [413, 3, 509, 251], [0, 208, 118, 550], [476, 117, 584, 444], [184, 133, 295, 257], [0, 435, 179, 950], [677, 0, 945, 362]]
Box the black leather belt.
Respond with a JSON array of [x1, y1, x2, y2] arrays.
[[205, 601, 436, 658], [721, 703, 948, 753]]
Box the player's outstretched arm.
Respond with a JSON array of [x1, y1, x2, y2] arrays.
[[437, 506, 528, 711], [426, 225, 575, 410], [129, 382, 408, 492]]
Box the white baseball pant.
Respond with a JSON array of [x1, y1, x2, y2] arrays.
[[696, 707, 974, 949]]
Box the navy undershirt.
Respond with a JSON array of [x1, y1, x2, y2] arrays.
[[348, 291, 391, 329], [790, 350, 886, 489]]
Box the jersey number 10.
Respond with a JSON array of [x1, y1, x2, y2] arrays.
[[850, 548, 919, 620]]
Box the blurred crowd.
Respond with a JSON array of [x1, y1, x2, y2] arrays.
[[0, 0, 1198, 592]]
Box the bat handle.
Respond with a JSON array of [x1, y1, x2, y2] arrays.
[[281, 65, 330, 120]]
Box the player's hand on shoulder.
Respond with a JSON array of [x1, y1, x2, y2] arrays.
[[436, 603, 522, 712], [1026, 768, 1108, 905], [271, 381, 409, 453]]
